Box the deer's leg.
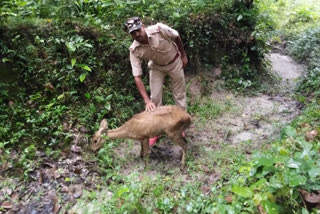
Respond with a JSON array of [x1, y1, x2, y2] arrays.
[[170, 133, 188, 169], [141, 139, 150, 169], [140, 141, 144, 159]]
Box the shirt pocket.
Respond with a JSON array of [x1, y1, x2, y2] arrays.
[[150, 34, 171, 53]]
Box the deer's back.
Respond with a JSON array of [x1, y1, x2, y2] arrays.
[[124, 105, 191, 138]]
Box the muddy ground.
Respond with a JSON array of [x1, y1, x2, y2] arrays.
[[0, 52, 304, 213], [112, 52, 304, 174]]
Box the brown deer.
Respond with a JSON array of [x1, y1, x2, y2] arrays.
[[91, 105, 191, 168]]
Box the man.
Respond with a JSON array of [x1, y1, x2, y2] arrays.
[[125, 17, 188, 146]]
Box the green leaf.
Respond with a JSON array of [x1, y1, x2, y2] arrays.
[[46, 102, 54, 109], [71, 58, 76, 67], [284, 126, 297, 137], [66, 42, 76, 53], [237, 14, 243, 21], [90, 103, 96, 113], [287, 159, 301, 169], [105, 94, 113, 101], [232, 186, 253, 198], [84, 92, 91, 99], [105, 103, 111, 111], [262, 200, 279, 214], [77, 64, 92, 71], [262, 166, 276, 176], [2, 58, 10, 63], [117, 187, 129, 197], [297, 137, 313, 157], [289, 174, 307, 187], [308, 183, 320, 191], [308, 168, 320, 178], [250, 178, 267, 190], [173, 12, 180, 18], [83, 65, 91, 71], [57, 93, 64, 100], [19, 1, 27, 6], [302, 207, 310, 214], [256, 157, 274, 167], [269, 173, 284, 189], [84, 43, 93, 48], [278, 147, 289, 155], [79, 73, 86, 82], [216, 204, 235, 214], [253, 193, 262, 205]]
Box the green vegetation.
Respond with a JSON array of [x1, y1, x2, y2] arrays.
[[1, 0, 320, 213], [289, 27, 320, 98]]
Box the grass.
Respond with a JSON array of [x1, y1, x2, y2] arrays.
[[70, 91, 258, 213], [71, 137, 253, 213], [188, 96, 234, 127]]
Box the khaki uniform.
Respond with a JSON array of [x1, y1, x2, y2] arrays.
[[129, 23, 187, 110]]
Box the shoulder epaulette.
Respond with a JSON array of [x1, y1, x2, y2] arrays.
[[146, 24, 160, 34]]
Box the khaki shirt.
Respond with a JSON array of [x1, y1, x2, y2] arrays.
[[129, 23, 180, 76]]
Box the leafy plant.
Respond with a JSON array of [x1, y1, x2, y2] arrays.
[[287, 27, 320, 98]]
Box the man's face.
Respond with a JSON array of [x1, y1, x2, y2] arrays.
[[130, 26, 148, 44]]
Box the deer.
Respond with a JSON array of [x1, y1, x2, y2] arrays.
[[91, 105, 191, 169]]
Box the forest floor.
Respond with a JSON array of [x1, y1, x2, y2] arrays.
[[0, 52, 305, 213], [107, 52, 304, 179]]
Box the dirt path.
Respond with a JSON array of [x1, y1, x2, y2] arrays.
[[112, 52, 304, 174], [202, 53, 304, 146], [0, 53, 305, 213]]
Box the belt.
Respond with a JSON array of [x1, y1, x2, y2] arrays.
[[167, 53, 180, 65], [156, 53, 179, 66]]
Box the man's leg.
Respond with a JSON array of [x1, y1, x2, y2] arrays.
[[149, 69, 166, 146], [168, 59, 187, 138], [150, 69, 166, 107], [168, 59, 187, 110]]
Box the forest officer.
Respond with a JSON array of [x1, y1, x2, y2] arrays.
[[125, 17, 188, 146]]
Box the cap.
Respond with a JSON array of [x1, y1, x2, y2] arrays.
[[125, 17, 142, 33]]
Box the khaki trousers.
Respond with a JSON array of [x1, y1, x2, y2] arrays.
[[148, 57, 187, 110]]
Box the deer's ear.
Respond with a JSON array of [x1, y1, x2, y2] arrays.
[[100, 119, 108, 129]]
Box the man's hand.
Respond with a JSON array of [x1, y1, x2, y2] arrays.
[[145, 100, 156, 112], [181, 54, 188, 68], [135, 76, 156, 112]]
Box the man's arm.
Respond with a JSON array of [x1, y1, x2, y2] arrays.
[[174, 36, 188, 68], [157, 23, 188, 68], [130, 51, 156, 111], [134, 76, 156, 112]]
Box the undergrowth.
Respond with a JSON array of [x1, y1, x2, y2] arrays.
[[71, 98, 320, 214], [287, 27, 320, 99]]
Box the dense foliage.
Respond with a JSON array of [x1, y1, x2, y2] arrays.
[[0, 20, 139, 174], [288, 27, 320, 98]]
